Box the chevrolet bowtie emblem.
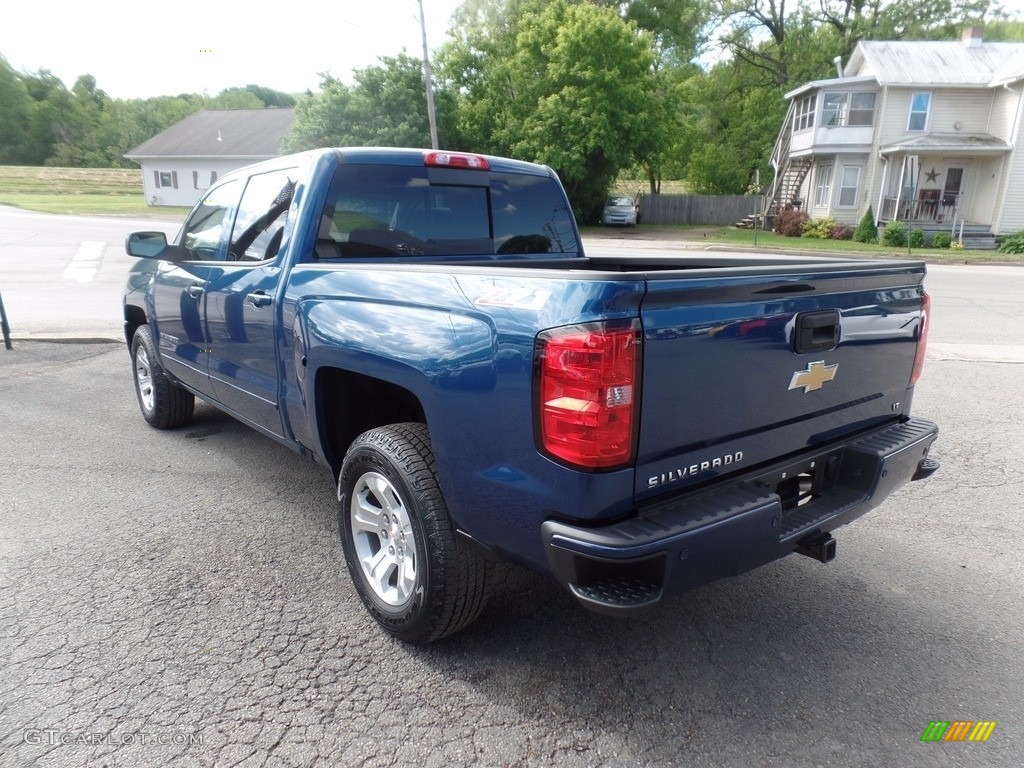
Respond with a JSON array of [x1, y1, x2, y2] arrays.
[[789, 361, 838, 393]]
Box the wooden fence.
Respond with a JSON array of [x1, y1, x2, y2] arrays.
[[639, 194, 757, 225]]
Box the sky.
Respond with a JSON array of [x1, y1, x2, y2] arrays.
[[3, 0, 1024, 100], [0, 0, 466, 99]]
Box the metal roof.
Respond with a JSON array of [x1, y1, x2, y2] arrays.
[[846, 40, 1024, 87], [125, 109, 295, 159], [989, 48, 1024, 86]]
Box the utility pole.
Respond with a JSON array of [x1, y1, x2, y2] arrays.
[[753, 168, 760, 247], [416, 0, 440, 150]]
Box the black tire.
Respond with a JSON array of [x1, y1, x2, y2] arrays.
[[338, 423, 491, 643], [130, 325, 195, 429]]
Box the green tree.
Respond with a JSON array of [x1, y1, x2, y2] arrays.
[[855, 206, 878, 243], [439, 0, 667, 220], [217, 84, 296, 108], [513, 2, 664, 217], [207, 89, 264, 110], [20, 70, 76, 165], [0, 55, 32, 163], [673, 58, 781, 194], [47, 74, 120, 167], [596, 0, 710, 68], [285, 52, 447, 151]]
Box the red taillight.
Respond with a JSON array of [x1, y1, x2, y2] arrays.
[[423, 151, 490, 170], [537, 323, 639, 470], [910, 291, 930, 385]]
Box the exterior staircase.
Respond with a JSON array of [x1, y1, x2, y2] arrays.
[[761, 101, 813, 227]]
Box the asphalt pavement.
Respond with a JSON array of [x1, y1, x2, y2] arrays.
[[0, 211, 1022, 767]]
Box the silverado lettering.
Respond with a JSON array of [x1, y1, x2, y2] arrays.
[[648, 451, 745, 488]]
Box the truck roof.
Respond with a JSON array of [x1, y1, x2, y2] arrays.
[[330, 147, 555, 177]]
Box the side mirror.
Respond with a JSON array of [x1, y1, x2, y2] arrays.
[[125, 231, 170, 259]]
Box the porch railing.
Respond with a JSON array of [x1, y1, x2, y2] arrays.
[[880, 193, 960, 224]]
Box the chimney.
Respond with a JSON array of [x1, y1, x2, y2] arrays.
[[962, 26, 984, 47]]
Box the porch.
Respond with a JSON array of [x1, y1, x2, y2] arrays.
[[877, 135, 1009, 250], [878, 194, 995, 248]]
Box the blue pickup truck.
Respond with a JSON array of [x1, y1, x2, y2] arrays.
[[123, 147, 939, 643]]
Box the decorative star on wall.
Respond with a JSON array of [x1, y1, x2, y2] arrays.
[[925, 168, 940, 183]]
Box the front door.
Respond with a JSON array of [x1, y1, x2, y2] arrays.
[[206, 166, 300, 435], [150, 179, 241, 392], [941, 165, 966, 218]]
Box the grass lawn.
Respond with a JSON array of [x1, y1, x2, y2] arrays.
[[0, 166, 188, 217], [708, 227, 1024, 264]]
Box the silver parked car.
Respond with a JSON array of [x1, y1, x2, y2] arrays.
[[601, 195, 639, 226]]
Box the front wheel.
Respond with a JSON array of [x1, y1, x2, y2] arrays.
[[131, 325, 194, 429], [338, 423, 491, 643]]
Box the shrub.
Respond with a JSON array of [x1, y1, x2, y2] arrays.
[[908, 229, 925, 248], [998, 231, 1024, 254], [950, 239, 965, 251], [830, 223, 854, 240], [774, 209, 809, 237], [854, 206, 878, 243], [802, 216, 836, 239], [931, 232, 952, 249], [882, 220, 907, 247]]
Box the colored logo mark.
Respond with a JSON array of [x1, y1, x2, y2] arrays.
[[920, 721, 997, 742]]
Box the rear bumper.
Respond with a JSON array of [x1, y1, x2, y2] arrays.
[[541, 418, 939, 615]]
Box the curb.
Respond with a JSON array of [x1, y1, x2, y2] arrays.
[[8, 332, 124, 345]]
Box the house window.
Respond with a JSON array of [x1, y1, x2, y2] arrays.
[[814, 165, 833, 207], [838, 166, 861, 207], [793, 95, 816, 131], [908, 92, 931, 131], [849, 93, 876, 126], [822, 94, 848, 126], [154, 170, 178, 189], [193, 170, 217, 190]]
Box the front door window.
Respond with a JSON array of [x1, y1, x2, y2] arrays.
[[179, 180, 241, 261], [943, 168, 964, 207]]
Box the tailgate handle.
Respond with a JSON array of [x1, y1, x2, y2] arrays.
[[794, 310, 840, 353]]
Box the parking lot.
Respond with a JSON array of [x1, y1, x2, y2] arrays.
[[1, 211, 1022, 766]]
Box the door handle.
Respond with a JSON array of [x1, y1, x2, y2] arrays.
[[246, 291, 272, 308], [186, 284, 205, 299]]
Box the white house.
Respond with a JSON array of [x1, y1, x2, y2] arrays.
[[125, 109, 294, 207], [765, 28, 1024, 247]]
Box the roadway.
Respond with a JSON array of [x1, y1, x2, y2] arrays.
[[0, 208, 1021, 766]]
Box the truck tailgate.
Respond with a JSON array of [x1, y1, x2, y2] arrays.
[[635, 263, 926, 501]]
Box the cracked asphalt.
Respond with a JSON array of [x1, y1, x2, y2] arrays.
[[1, 337, 1022, 768]]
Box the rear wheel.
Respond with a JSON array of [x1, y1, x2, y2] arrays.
[[338, 423, 491, 643], [131, 325, 194, 429]]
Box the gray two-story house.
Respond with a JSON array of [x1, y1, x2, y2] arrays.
[[766, 28, 1024, 247]]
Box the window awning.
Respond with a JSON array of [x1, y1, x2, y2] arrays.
[[879, 133, 1010, 156]]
